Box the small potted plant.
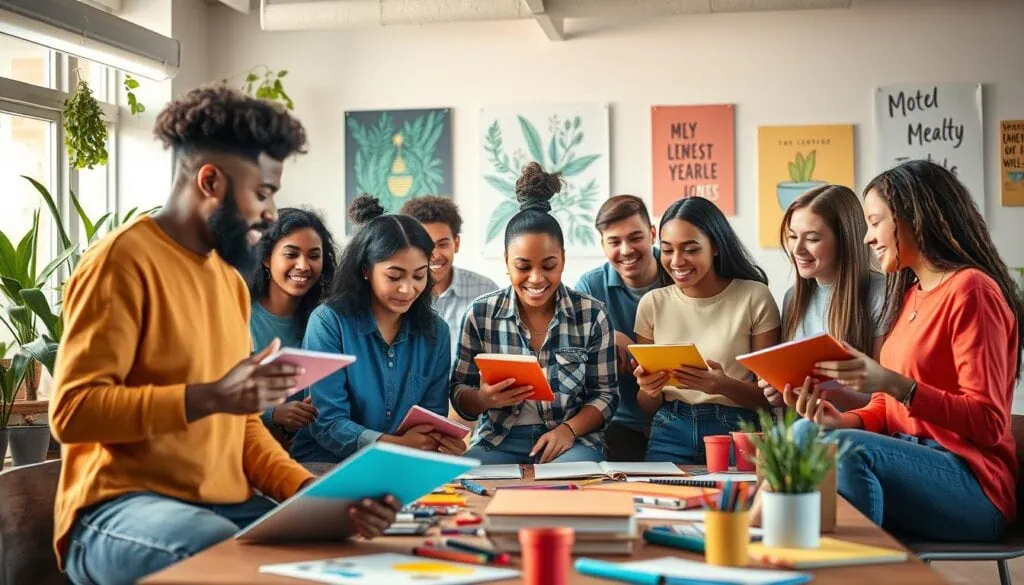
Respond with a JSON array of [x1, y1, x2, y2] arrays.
[[744, 409, 852, 548], [0, 343, 30, 470], [776, 150, 826, 210]]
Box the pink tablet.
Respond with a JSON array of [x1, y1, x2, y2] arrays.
[[396, 405, 471, 439], [258, 348, 357, 396]]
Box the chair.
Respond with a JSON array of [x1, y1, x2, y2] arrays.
[[909, 414, 1024, 585], [0, 459, 65, 585]]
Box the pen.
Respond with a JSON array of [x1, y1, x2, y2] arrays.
[[412, 546, 490, 565], [459, 479, 490, 496], [440, 527, 486, 536], [426, 538, 511, 565]]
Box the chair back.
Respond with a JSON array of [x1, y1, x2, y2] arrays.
[[0, 460, 64, 585]]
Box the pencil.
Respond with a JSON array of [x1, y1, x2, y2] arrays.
[[700, 488, 717, 510], [413, 546, 490, 565]]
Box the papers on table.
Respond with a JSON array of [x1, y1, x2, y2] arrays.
[[457, 465, 523, 480]]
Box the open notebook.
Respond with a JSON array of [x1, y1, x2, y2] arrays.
[[533, 461, 686, 480]]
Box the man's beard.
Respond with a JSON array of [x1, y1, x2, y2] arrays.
[[208, 179, 267, 273]]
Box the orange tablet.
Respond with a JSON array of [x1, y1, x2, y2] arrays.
[[473, 354, 556, 402], [735, 333, 856, 392]]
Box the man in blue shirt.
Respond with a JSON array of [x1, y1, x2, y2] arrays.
[[576, 195, 670, 461]]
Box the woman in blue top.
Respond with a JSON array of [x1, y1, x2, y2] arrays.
[[247, 207, 337, 439], [290, 196, 464, 463], [450, 162, 619, 464]]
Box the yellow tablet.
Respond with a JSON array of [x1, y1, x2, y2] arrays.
[[628, 344, 709, 380]]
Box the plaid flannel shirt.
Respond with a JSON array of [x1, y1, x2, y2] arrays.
[[449, 284, 619, 453]]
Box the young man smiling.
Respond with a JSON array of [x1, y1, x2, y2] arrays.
[[575, 195, 671, 461]]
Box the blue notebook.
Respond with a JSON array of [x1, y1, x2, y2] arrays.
[[235, 442, 480, 544], [574, 557, 811, 585]]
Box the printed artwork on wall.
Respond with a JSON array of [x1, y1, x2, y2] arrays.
[[651, 104, 735, 216], [874, 83, 984, 214], [479, 103, 610, 258], [1001, 120, 1024, 207], [757, 124, 856, 248], [344, 108, 453, 232]]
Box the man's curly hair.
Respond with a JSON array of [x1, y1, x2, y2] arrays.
[[399, 196, 463, 238], [154, 85, 308, 162]]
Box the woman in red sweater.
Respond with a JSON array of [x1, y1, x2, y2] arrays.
[[784, 160, 1023, 542]]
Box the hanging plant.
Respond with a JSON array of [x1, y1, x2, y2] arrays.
[[223, 66, 294, 110], [63, 79, 108, 169], [123, 74, 145, 115]]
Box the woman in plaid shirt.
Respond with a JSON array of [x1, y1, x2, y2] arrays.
[[450, 163, 619, 464]]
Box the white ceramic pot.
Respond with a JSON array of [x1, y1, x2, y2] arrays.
[[762, 491, 820, 548]]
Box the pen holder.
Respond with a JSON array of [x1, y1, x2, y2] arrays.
[[704, 435, 732, 472], [519, 527, 574, 585], [703, 510, 750, 567]]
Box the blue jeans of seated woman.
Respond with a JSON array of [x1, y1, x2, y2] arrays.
[[645, 401, 757, 464], [465, 424, 603, 464], [791, 418, 1008, 543]]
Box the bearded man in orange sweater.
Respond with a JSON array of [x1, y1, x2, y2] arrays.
[[49, 86, 399, 585]]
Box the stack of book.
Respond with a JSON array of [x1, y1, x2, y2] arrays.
[[482, 490, 637, 555]]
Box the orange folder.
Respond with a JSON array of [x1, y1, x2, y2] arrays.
[[627, 344, 708, 386], [473, 354, 556, 402], [735, 333, 856, 392]]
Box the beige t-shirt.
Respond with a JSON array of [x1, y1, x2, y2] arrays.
[[634, 279, 781, 406]]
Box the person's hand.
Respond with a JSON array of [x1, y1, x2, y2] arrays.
[[478, 377, 534, 409], [672, 360, 732, 394], [530, 423, 576, 463], [271, 396, 318, 432], [434, 433, 468, 456], [613, 331, 633, 375], [349, 495, 401, 539], [396, 424, 440, 451], [813, 343, 892, 395], [782, 376, 844, 429], [634, 360, 669, 398], [759, 378, 784, 408], [186, 338, 303, 420]]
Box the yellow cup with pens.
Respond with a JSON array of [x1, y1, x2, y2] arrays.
[[703, 481, 753, 567]]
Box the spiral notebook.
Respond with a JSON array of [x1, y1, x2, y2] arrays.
[[628, 472, 758, 487]]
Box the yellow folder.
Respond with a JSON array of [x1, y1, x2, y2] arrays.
[[749, 537, 908, 569], [628, 344, 708, 384]]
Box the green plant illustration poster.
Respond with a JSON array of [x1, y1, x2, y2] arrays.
[[479, 104, 610, 258], [344, 108, 452, 232]]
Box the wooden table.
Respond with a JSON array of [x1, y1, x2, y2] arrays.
[[141, 471, 948, 585]]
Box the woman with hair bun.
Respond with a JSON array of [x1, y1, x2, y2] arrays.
[[289, 195, 465, 463], [450, 162, 619, 464]]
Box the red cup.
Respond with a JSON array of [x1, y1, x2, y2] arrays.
[[704, 435, 732, 472], [518, 527, 574, 585], [730, 432, 761, 472]]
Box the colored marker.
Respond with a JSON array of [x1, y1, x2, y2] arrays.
[[441, 527, 486, 536], [426, 538, 511, 565], [455, 514, 483, 526], [459, 479, 490, 496], [413, 546, 489, 565]]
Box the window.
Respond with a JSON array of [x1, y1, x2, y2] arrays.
[[0, 35, 52, 88], [0, 112, 54, 261]]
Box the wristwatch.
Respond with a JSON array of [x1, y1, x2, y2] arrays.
[[901, 381, 918, 408]]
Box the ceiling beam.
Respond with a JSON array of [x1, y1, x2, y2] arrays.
[[520, 0, 563, 41]]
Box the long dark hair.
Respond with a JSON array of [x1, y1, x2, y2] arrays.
[[504, 162, 565, 251], [660, 196, 767, 285], [328, 195, 437, 336], [247, 207, 337, 338], [865, 160, 1024, 379], [780, 185, 876, 354]]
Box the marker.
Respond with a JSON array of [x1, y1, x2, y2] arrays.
[[459, 479, 490, 496], [455, 514, 483, 526], [425, 538, 511, 565], [412, 546, 489, 565], [441, 527, 486, 536]]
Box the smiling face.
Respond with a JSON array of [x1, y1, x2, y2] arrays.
[[786, 207, 838, 284], [863, 188, 918, 273], [505, 233, 564, 309], [600, 214, 657, 286], [659, 218, 717, 294], [266, 227, 324, 299], [421, 222, 459, 287], [366, 246, 430, 317]]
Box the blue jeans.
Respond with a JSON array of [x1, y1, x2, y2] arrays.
[[645, 401, 757, 463], [65, 492, 277, 585], [791, 419, 1008, 542], [465, 424, 603, 464]]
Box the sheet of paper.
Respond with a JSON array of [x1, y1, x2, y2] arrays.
[[603, 462, 687, 476], [259, 553, 519, 585], [457, 465, 523, 480], [532, 461, 602, 480]]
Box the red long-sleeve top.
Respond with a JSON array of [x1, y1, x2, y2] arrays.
[[850, 268, 1019, 522]]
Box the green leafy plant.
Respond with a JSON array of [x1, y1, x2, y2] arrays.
[[787, 150, 817, 183], [0, 343, 30, 430], [63, 79, 109, 169], [123, 74, 145, 116], [742, 409, 853, 494], [483, 114, 601, 246], [223, 66, 293, 110]]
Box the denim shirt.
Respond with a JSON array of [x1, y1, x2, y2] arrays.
[[288, 303, 451, 463]]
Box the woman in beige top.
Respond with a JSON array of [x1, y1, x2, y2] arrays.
[[633, 197, 781, 463]]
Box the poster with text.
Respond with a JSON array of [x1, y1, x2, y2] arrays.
[[1001, 120, 1024, 206], [651, 104, 735, 216], [874, 83, 984, 214], [757, 124, 855, 248], [479, 103, 610, 258], [344, 108, 453, 233]]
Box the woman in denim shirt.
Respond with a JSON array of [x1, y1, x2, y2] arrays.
[[450, 163, 619, 464], [290, 196, 466, 463]]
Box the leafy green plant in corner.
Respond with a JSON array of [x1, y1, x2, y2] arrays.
[[741, 409, 854, 494], [788, 150, 817, 183], [63, 79, 108, 169], [0, 343, 30, 430]]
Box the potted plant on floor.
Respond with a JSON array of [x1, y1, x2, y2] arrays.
[[0, 343, 30, 470], [744, 409, 852, 548]]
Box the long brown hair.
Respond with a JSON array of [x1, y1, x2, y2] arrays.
[[865, 160, 1024, 379], [780, 185, 876, 354]]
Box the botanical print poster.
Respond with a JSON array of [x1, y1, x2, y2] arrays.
[[651, 104, 735, 216], [874, 83, 984, 214], [479, 103, 610, 258], [344, 108, 453, 233], [1001, 120, 1024, 206], [757, 124, 855, 248]]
